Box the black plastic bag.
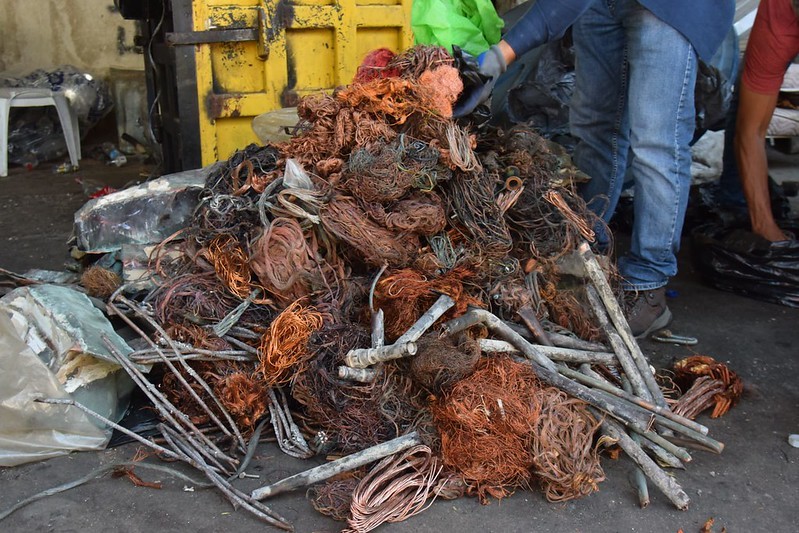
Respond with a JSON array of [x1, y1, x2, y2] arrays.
[[691, 222, 799, 308], [694, 59, 733, 133], [451, 45, 493, 128]]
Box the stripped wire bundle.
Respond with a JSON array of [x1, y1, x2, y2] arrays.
[[258, 300, 328, 386], [430, 356, 543, 502], [291, 323, 398, 453], [671, 355, 744, 419], [206, 361, 269, 435], [363, 192, 447, 236], [153, 272, 239, 325], [416, 66, 463, 118], [443, 169, 512, 261], [250, 217, 317, 305], [192, 144, 281, 243], [505, 182, 602, 264], [204, 144, 281, 196], [281, 92, 398, 176], [529, 387, 605, 502], [344, 142, 418, 202], [345, 444, 445, 533], [540, 283, 602, 342], [204, 234, 270, 302], [320, 196, 420, 268], [409, 334, 481, 392], [164, 322, 231, 351], [308, 475, 364, 521], [386, 45, 454, 80], [343, 135, 443, 201], [372, 266, 482, 340], [80, 265, 122, 299]]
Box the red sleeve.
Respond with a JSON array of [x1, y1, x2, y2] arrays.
[[742, 0, 799, 94]]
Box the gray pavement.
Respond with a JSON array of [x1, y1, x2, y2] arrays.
[[0, 153, 797, 533]]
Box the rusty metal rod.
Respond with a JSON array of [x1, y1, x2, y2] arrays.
[[251, 432, 422, 500], [110, 296, 247, 452], [598, 416, 690, 510], [585, 285, 652, 402], [558, 365, 709, 436], [344, 342, 418, 368], [578, 242, 669, 409], [478, 338, 616, 365], [395, 294, 455, 345]]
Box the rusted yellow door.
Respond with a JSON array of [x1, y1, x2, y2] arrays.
[[188, 0, 414, 165]]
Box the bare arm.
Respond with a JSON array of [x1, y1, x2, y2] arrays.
[[734, 84, 788, 241]]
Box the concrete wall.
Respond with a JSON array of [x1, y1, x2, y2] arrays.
[[0, 0, 143, 77]]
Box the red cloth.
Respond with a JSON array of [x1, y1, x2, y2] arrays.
[[354, 48, 400, 83], [742, 0, 799, 94]]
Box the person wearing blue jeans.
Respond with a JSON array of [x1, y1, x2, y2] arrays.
[[455, 0, 734, 337]]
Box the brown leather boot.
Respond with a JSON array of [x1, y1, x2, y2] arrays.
[[624, 287, 673, 338]]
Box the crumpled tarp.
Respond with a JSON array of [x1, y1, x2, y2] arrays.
[[73, 167, 214, 253], [0, 285, 139, 466]]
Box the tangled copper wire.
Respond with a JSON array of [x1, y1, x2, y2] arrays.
[[205, 234, 270, 302], [544, 189, 596, 243], [281, 94, 396, 176], [154, 272, 239, 325], [431, 356, 543, 502], [373, 266, 482, 340], [249, 217, 316, 305], [345, 444, 444, 533], [409, 334, 481, 392], [192, 144, 280, 243], [207, 362, 269, 434], [80, 265, 122, 299], [530, 387, 605, 502], [387, 45, 454, 80], [671, 356, 744, 419], [541, 283, 602, 342], [258, 300, 328, 386], [416, 66, 463, 118], [344, 143, 419, 203], [308, 475, 363, 521], [292, 340, 422, 453], [159, 361, 217, 426], [164, 322, 230, 351], [109, 44, 637, 527], [320, 196, 419, 268], [363, 192, 446, 236], [336, 77, 443, 125], [444, 169, 512, 261]]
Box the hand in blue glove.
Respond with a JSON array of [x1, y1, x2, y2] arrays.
[[452, 44, 508, 118]]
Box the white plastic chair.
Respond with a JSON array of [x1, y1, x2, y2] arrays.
[[0, 88, 81, 177]]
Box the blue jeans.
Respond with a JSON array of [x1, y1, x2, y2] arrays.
[[570, 0, 698, 291]]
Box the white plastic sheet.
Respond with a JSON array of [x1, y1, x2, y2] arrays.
[[0, 312, 108, 466], [0, 285, 140, 466]]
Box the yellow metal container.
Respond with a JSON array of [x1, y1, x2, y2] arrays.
[[188, 0, 414, 166]]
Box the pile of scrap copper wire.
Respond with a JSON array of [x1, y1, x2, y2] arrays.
[[67, 46, 738, 531]]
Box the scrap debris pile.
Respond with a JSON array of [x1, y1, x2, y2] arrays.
[[10, 46, 742, 531]]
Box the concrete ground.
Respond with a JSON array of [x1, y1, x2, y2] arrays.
[[0, 144, 797, 533]]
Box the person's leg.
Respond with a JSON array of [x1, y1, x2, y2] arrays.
[[571, 0, 629, 250], [619, 3, 697, 292], [716, 69, 747, 208]]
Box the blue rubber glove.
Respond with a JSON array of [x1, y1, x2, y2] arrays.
[[453, 44, 508, 118]]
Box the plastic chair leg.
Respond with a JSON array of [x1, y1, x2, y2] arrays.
[[68, 102, 81, 160], [53, 94, 80, 168], [0, 97, 10, 177]]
